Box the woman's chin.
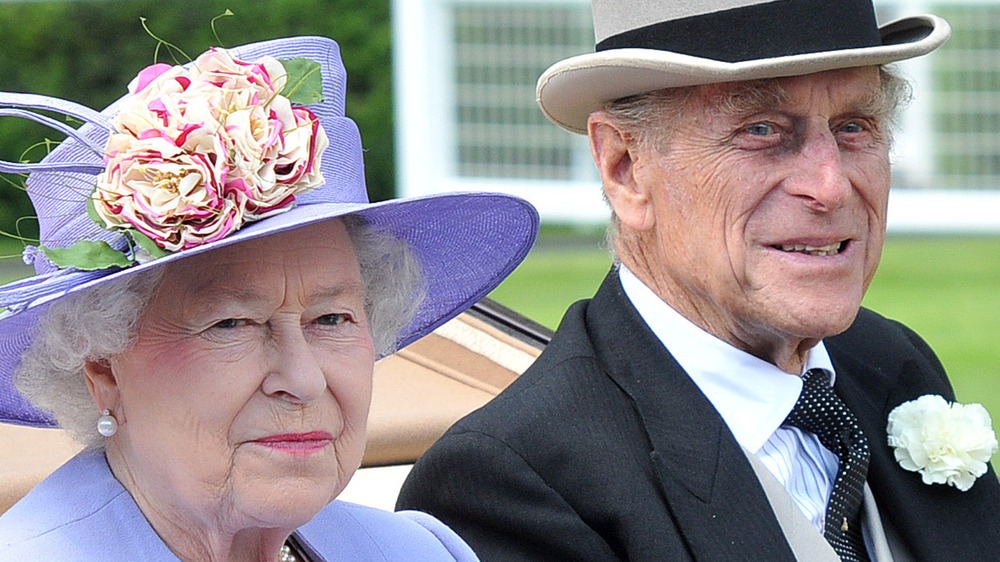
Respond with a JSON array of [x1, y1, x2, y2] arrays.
[[228, 451, 345, 522], [234, 477, 340, 527]]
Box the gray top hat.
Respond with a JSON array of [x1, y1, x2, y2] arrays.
[[537, 0, 951, 134]]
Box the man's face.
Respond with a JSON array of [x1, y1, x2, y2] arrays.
[[610, 67, 890, 369]]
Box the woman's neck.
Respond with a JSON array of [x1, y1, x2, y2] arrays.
[[104, 445, 295, 562]]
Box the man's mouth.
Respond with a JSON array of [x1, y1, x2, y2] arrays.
[[773, 240, 849, 257]]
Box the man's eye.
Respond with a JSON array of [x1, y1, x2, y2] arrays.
[[839, 121, 864, 134], [213, 318, 247, 329], [745, 123, 775, 136]]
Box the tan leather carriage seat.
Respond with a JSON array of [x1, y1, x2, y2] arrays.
[[0, 425, 81, 516], [0, 299, 550, 515]]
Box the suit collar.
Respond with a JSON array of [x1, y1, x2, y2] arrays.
[[618, 265, 829, 453], [584, 270, 796, 560], [586, 270, 722, 502]]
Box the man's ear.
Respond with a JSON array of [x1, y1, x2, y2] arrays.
[[588, 111, 655, 232], [84, 358, 122, 420]]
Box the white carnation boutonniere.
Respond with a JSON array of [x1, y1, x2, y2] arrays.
[[887, 394, 999, 491]]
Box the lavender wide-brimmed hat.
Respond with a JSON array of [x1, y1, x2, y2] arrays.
[[537, 0, 952, 133], [0, 36, 538, 427]]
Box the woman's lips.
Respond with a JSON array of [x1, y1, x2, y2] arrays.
[[252, 431, 333, 454]]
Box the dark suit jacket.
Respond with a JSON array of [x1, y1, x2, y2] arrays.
[[397, 271, 1000, 561]]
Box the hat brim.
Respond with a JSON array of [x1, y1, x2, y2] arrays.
[[0, 191, 538, 427], [537, 14, 950, 134], [0, 35, 539, 427]]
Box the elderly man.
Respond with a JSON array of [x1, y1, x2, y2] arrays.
[[398, 1, 1000, 560]]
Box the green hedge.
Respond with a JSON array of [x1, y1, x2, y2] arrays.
[[0, 0, 393, 239]]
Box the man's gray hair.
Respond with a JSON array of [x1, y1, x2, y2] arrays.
[[599, 65, 912, 255], [14, 216, 424, 448]]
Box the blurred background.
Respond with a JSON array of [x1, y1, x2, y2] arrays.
[[0, 0, 998, 461]]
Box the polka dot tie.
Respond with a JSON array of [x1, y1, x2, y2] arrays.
[[785, 369, 871, 562]]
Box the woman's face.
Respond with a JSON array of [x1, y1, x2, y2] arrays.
[[93, 219, 375, 532]]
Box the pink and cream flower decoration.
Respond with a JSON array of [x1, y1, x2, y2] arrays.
[[88, 47, 328, 256]]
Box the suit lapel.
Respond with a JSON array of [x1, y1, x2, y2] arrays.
[[827, 316, 1000, 559], [862, 483, 903, 562], [584, 272, 796, 561]]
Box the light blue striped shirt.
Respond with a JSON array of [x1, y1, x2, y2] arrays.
[[619, 266, 839, 531]]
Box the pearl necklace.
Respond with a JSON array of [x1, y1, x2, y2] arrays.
[[279, 543, 298, 562]]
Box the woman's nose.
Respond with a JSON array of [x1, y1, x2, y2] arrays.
[[261, 326, 326, 403]]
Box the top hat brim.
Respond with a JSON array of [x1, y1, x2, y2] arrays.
[[537, 14, 950, 134]]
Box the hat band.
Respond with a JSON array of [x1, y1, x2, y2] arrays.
[[596, 0, 882, 63]]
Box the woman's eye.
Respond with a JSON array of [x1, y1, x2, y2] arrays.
[[745, 122, 775, 136], [316, 313, 350, 327]]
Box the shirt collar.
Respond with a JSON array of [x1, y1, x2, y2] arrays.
[[618, 265, 835, 453]]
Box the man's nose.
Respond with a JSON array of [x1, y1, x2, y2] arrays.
[[783, 125, 853, 212]]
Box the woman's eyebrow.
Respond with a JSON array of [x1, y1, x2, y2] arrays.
[[305, 281, 367, 304], [185, 285, 272, 310], [187, 280, 367, 309]]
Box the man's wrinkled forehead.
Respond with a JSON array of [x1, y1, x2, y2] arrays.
[[695, 66, 889, 119]]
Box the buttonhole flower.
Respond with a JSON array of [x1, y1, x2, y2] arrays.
[[887, 394, 998, 491]]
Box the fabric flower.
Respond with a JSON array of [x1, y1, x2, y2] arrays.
[[189, 48, 286, 103], [94, 134, 245, 252], [887, 394, 998, 491], [240, 104, 328, 219], [91, 47, 326, 252]]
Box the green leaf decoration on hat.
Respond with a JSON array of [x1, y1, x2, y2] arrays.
[[128, 229, 171, 260], [86, 193, 106, 228], [40, 240, 135, 271], [280, 58, 325, 105], [85, 191, 169, 264]]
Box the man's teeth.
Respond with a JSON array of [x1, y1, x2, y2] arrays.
[[778, 243, 843, 256]]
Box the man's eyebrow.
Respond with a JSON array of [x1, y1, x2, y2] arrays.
[[846, 85, 893, 120], [706, 80, 791, 118], [705, 79, 891, 121]]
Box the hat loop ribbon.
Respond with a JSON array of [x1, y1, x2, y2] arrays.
[[0, 268, 110, 317], [0, 93, 108, 175]]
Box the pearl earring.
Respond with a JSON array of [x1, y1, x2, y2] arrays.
[[97, 409, 118, 437]]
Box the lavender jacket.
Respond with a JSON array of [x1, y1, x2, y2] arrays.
[[0, 450, 478, 561]]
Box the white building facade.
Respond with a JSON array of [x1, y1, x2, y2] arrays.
[[394, 0, 1000, 232]]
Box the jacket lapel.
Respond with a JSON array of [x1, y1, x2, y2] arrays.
[[827, 315, 1000, 559], [584, 271, 796, 561]]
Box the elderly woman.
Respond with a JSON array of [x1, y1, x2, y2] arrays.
[[0, 37, 538, 561]]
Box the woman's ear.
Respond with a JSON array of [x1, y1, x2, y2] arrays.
[[84, 358, 121, 419], [588, 111, 656, 232]]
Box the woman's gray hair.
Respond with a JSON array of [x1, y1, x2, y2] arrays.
[[15, 216, 424, 448]]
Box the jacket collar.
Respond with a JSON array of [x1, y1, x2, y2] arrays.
[[583, 270, 796, 560]]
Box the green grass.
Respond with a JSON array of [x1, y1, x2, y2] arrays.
[[489, 242, 612, 329], [489, 234, 1000, 463], [861, 237, 1000, 432]]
